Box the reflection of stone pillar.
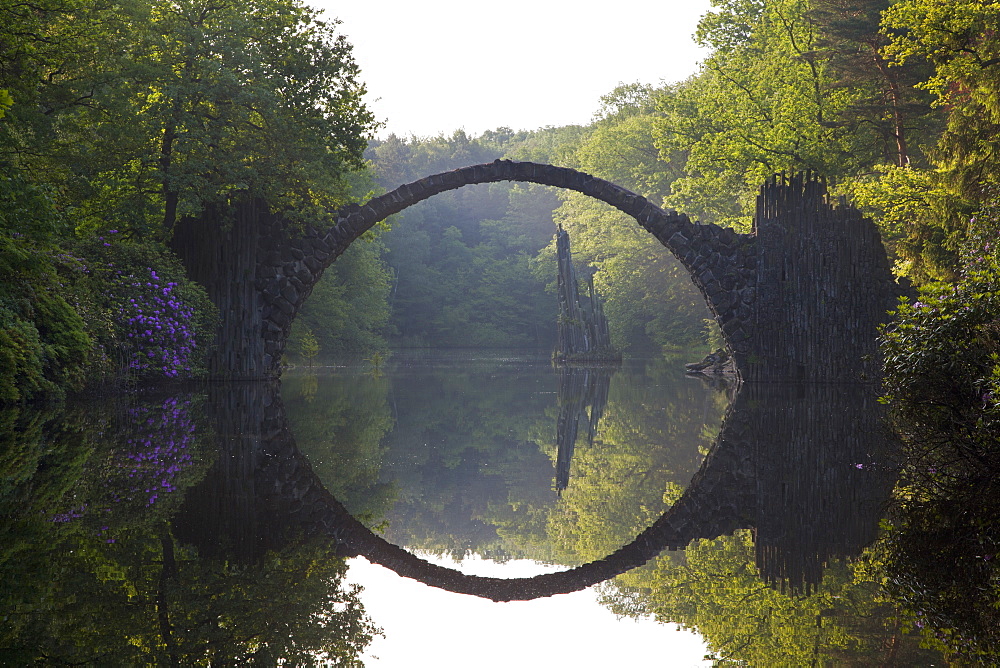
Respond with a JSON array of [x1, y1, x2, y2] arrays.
[[172, 382, 283, 563], [173, 382, 356, 564]]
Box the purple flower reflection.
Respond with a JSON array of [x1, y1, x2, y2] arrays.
[[51, 397, 197, 539]]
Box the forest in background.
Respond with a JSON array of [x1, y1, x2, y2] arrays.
[[3, 0, 999, 385]]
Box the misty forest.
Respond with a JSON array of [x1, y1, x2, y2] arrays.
[[3, 0, 1000, 665]]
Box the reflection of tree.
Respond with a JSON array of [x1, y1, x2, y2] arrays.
[[539, 362, 727, 564], [881, 470, 1000, 661], [0, 389, 378, 666], [283, 370, 396, 526], [364, 357, 724, 564], [374, 357, 559, 560], [877, 251, 1000, 662], [609, 531, 942, 666]]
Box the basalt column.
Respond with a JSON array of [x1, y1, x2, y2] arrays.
[[745, 174, 900, 383]]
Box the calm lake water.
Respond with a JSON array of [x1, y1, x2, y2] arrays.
[[1, 350, 947, 665]]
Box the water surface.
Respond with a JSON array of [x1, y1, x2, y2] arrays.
[[0, 351, 947, 664]]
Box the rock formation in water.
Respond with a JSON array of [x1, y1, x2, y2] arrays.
[[553, 226, 619, 363]]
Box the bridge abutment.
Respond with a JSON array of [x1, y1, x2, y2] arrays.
[[739, 174, 901, 383]]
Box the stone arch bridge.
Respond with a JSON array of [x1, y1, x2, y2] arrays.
[[247, 161, 902, 382]]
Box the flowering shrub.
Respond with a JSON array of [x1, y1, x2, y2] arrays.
[[120, 269, 198, 377], [72, 234, 218, 381], [117, 396, 198, 507], [881, 207, 1000, 479], [50, 394, 207, 537]]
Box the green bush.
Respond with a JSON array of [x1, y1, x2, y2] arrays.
[[0, 235, 91, 402], [70, 233, 218, 381], [0, 312, 49, 402], [0, 230, 218, 402], [879, 200, 1000, 660]]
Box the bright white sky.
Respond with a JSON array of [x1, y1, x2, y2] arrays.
[[313, 0, 714, 139], [346, 553, 712, 666]]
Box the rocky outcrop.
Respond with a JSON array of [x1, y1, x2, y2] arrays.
[[685, 348, 738, 376]]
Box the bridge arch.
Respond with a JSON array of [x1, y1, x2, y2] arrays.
[[258, 163, 901, 382], [262, 161, 756, 378]]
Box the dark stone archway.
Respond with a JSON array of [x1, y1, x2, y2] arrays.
[[171, 163, 908, 599], [248, 162, 903, 383]]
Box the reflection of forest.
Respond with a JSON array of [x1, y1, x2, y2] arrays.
[[0, 390, 377, 665], [2, 362, 968, 665], [603, 383, 945, 666], [283, 355, 726, 565]]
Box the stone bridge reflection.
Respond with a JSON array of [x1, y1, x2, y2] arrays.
[[173, 382, 896, 601]]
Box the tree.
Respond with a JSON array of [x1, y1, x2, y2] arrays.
[[368, 132, 558, 349], [880, 0, 1000, 280], [657, 0, 881, 228], [288, 236, 392, 359], [0, 0, 378, 381], [809, 0, 938, 169]]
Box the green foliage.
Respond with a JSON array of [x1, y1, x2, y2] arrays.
[[367, 112, 719, 353], [0, 313, 49, 402], [0, 0, 377, 237], [0, 0, 377, 386], [0, 393, 378, 666], [878, 200, 1000, 660], [299, 327, 320, 363], [0, 235, 92, 401], [809, 0, 939, 168], [879, 0, 1000, 280], [880, 206, 1000, 466], [288, 235, 391, 359], [539, 85, 712, 352], [0, 168, 87, 400], [0, 171, 68, 242], [605, 531, 939, 666], [840, 164, 949, 274], [371, 133, 559, 348], [657, 0, 874, 227], [71, 234, 219, 381], [548, 194, 710, 351], [882, 0, 1000, 112]]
